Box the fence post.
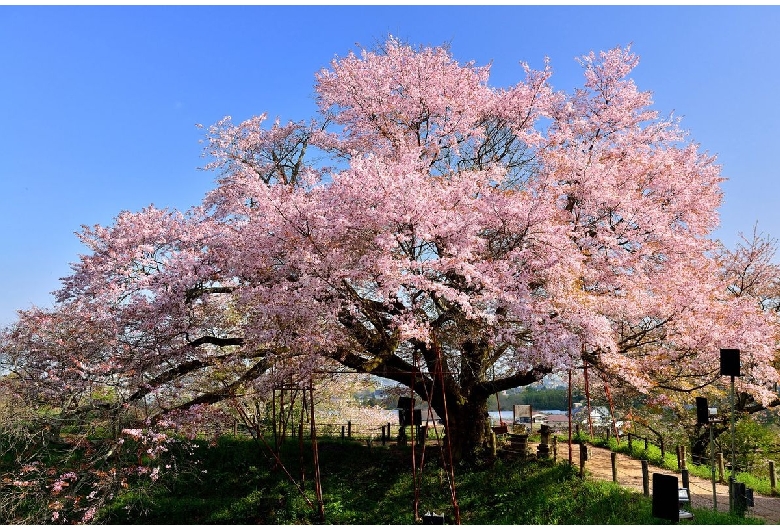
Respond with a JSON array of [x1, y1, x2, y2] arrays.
[[628, 433, 633, 452], [680, 446, 687, 470], [341, 425, 345, 441], [641, 460, 649, 496], [644, 437, 648, 451], [552, 435, 558, 463], [770, 460, 777, 495], [611, 452, 618, 483], [682, 468, 690, 491], [717, 452, 725, 483], [579, 442, 587, 479]]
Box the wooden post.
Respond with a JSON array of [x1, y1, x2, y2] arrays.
[[341, 425, 345, 441], [644, 437, 648, 451], [641, 460, 649, 496], [770, 460, 777, 495], [579, 442, 587, 479], [682, 468, 690, 491], [552, 435, 558, 463], [628, 433, 633, 452], [611, 452, 618, 483], [676, 445, 681, 470], [680, 446, 687, 470], [717, 452, 725, 483]]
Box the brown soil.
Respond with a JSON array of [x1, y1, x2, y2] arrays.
[[551, 442, 780, 524]]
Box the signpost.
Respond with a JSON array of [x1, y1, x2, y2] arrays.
[[720, 348, 741, 514], [696, 396, 718, 511]]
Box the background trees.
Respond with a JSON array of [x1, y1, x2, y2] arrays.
[[2, 38, 778, 463]]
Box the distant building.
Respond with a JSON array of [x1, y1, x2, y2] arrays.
[[578, 406, 628, 435], [543, 414, 570, 431]]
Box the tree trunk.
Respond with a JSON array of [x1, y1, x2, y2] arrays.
[[436, 393, 491, 463], [690, 423, 727, 465], [357, 339, 543, 464], [691, 426, 709, 465]]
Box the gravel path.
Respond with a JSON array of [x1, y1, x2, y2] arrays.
[[553, 442, 780, 523]]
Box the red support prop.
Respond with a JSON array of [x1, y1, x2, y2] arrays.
[[604, 383, 620, 445], [434, 338, 461, 525], [310, 379, 325, 522], [584, 359, 593, 439], [568, 369, 573, 466], [411, 358, 420, 522]]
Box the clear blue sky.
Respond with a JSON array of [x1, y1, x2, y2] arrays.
[[2, 5, 779, 327]]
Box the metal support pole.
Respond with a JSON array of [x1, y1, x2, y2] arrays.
[[711, 422, 717, 512], [730, 374, 736, 513]]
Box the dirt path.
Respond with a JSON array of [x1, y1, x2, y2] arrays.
[[551, 442, 780, 523]]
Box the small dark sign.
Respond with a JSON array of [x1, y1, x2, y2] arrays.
[[652, 473, 679, 522], [399, 408, 422, 427], [696, 396, 709, 425], [720, 348, 741, 377], [397, 396, 414, 410]]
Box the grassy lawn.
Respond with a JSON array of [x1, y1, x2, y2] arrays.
[[96, 435, 763, 525]]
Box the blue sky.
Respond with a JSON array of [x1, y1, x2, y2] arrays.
[[2, 5, 779, 327]]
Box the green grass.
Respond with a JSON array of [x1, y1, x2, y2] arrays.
[[95, 435, 765, 524]]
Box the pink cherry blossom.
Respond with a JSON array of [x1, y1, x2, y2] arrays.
[[2, 38, 777, 466]]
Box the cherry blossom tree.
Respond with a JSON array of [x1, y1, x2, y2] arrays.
[[3, 38, 778, 463]]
